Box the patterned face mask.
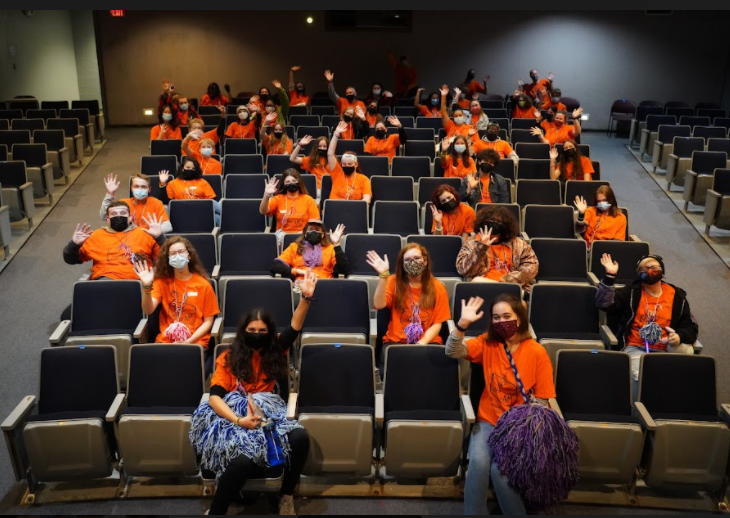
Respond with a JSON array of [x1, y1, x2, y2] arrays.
[[403, 259, 426, 276], [492, 320, 518, 340]]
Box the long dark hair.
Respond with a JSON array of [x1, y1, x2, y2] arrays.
[[448, 135, 472, 167], [294, 221, 332, 255], [153, 236, 210, 280], [307, 136, 329, 163], [277, 168, 309, 196], [227, 308, 287, 385], [485, 293, 531, 343], [557, 139, 583, 181], [159, 104, 179, 129], [180, 156, 203, 180]]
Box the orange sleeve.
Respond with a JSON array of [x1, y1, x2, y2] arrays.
[[286, 140, 293, 154], [361, 176, 372, 196], [171, 127, 182, 139], [201, 280, 220, 318], [432, 282, 452, 324], [150, 278, 165, 303], [442, 155, 454, 169], [225, 123, 236, 138], [210, 352, 237, 392], [266, 196, 279, 217], [150, 126, 160, 141], [532, 345, 556, 399], [300, 157, 311, 172], [278, 242, 298, 266], [582, 157, 594, 175], [444, 119, 454, 133], [501, 141, 514, 156], [584, 208, 596, 230], [200, 180, 216, 199], [166, 180, 176, 200], [364, 137, 375, 154], [384, 275, 395, 309], [612, 214, 627, 241], [336, 98, 346, 114], [465, 335, 486, 364], [307, 196, 321, 220], [391, 134, 401, 148], [419, 105, 429, 117], [463, 206, 475, 233]]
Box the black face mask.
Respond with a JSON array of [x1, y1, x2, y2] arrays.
[[181, 168, 196, 180], [273, 131, 283, 139], [375, 129, 386, 139], [209, 89, 220, 98], [545, 112, 555, 122], [342, 166, 356, 175], [488, 221, 505, 236], [345, 94, 356, 103], [442, 199, 459, 212], [296, 85, 304, 92], [486, 132, 498, 142], [109, 216, 129, 232], [285, 182, 300, 193], [479, 163, 494, 174], [368, 106, 378, 115], [318, 148, 327, 155], [342, 114, 353, 123], [530, 74, 538, 82], [244, 331, 269, 351], [639, 271, 663, 286], [260, 93, 270, 101], [467, 70, 476, 80], [564, 148, 576, 158], [305, 231, 323, 245]]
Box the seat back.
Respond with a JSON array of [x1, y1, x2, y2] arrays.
[[609, 99, 636, 116], [493, 158, 516, 183], [679, 116, 711, 129], [321, 115, 341, 130], [310, 106, 335, 117], [645, 115, 676, 132], [0, 143, 6, 161], [140, 155, 177, 177], [41, 100, 69, 112], [175, 233, 217, 275], [71, 100, 100, 116], [0, 161, 29, 188], [126, 344, 204, 408], [289, 115, 320, 128], [404, 128, 435, 141], [356, 155, 389, 178], [691, 151, 727, 174], [523, 205, 575, 239], [452, 282, 522, 336], [222, 278, 293, 333], [373, 201, 419, 236], [0, 130, 31, 149], [665, 107, 694, 118], [38, 346, 119, 415], [301, 279, 370, 337], [697, 109, 725, 119], [664, 101, 688, 110], [296, 126, 329, 141], [59, 108, 91, 126], [219, 233, 277, 275], [529, 284, 599, 339], [713, 168, 730, 195], [46, 118, 81, 138], [564, 180, 610, 206], [371, 175, 414, 201], [71, 280, 143, 334], [150, 139, 182, 159], [671, 137, 705, 158], [693, 126, 726, 141], [0, 109, 23, 122], [516, 159, 551, 180], [224, 174, 267, 199], [32, 130, 65, 152], [224, 154, 264, 175], [406, 235, 462, 277], [224, 138, 258, 155], [510, 129, 542, 145], [335, 139, 365, 155], [509, 118, 539, 131], [530, 238, 587, 282], [417, 177, 461, 206], [416, 116, 443, 131], [656, 124, 690, 144], [322, 199, 369, 235], [11, 143, 47, 167], [634, 105, 663, 122], [589, 240, 649, 286], [392, 156, 431, 180], [11, 118, 44, 133], [404, 141, 435, 161], [266, 154, 300, 176], [515, 143, 550, 159], [560, 97, 580, 111], [706, 138, 730, 155], [345, 234, 402, 275], [516, 180, 562, 207], [169, 199, 215, 233]]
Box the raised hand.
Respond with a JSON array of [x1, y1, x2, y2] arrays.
[[158, 169, 171, 184], [291, 65, 301, 72], [441, 137, 451, 151], [161, 79, 171, 93], [72, 223, 92, 245], [440, 84, 449, 97], [533, 108, 542, 118], [549, 147, 558, 161], [224, 83, 231, 92], [517, 78, 524, 88], [430, 204, 443, 224], [467, 128, 477, 137], [547, 71, 555, 81], [271, 79, 282, 89], [459, 296, 485, 325], [215, 105, 225, 115], [453, 86, 462, 99], [540, 87, 548, 98], [483, 75, 490, 82], [328, 224, 345, 246], [299, 135, 313, 147], [365, 250, 389, 275], [530, 127, 544, 137], [249, 95, 260, 104], [386, 115, 402, 128], [573, 196, 588, 215], [383, 90, 393, 98], [104, 173, 120, 196], [477, 226, 498, 247], [133, 259, 155, 286], [299, 269, 318, 299], [141, 213, 163, 238], [572, 107, 584, 119], [190, 129, 203, 140], [355, 106, 366, 120], [264, 177, 279, 196], [467, 173, 479, 190], [265, 112, 278, 124], [601, 253, 619, 276], [324, 70, 334, 82], [335, 121, 349, 135]]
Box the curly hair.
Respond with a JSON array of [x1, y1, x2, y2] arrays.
[[226, 308, 287, 385], [474, 205, 519, 242], [431, 184, 461, 210], [153, 236, 210, 280]]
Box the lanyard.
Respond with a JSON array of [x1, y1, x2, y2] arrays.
[[171, 278, 191, 323]]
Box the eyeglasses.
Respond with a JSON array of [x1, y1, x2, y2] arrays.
[[169, 250, 189, 257]]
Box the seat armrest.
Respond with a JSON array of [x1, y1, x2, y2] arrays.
[[634, 401, 656, 431], [105, 393, 126, 423], [587, 272, 600, 286], [521, 231, 530, 241], [460, 394, 476, 424], [693, 339, 703, 355], [549, 398, 563, 419], [720, 404, 730, 426], [212, 317, 223, 340], [133, 318, 148, 342], [375, 393, 384, 425], [49, 320, 71, 346], [1, 396, 36, 431], [600, 324, 618, 349], [211, 265, 221, 280], [629, 234, 642, 242], [287, 393, 298, 421], [212, 227, 220, 239], [528, 323, 537, 340], [200, 393, 210, 405]]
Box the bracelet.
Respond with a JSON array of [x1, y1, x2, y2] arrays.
[[379, 271, 390, 278], [301, 295, 318, 303], [435, 225, 443, 231], [142, 285, 153, 292], [454, 322, 467, 333], [236, 416, 242, 426]]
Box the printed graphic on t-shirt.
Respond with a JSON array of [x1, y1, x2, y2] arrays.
[[398, 306, 431, 328], [490, 372, 518, 412], [170, 298, 198, 325], [107, 239, 151, 266]]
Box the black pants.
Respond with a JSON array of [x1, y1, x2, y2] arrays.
[[209, 427, 310, 515]]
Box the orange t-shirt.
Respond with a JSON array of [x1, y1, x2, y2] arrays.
[[301, 156, 328, 189], [544, 124, 576, 146], [118, 197, 169, 230], [442, 155, 476, 178], [583, 208, 627, 246], [200, 94, 229, 106], [366, 114, 380, 128], [225, 121, 256, 139], [480, 176, 492, 203], [184, 147, 222, 175], [178, 111, 190, 126], [266, 194, 320, 233], [338, 122, 358, 140], [150, 125, 182, 141], [512, 106, 536, 119], [365, 134, 401, 163], [212, 350, 280, 395], [626, 283, 676, 351], [540, 120, 555, 133], [151, 273, 219, 348], [289, 91, 310, 106], [466, 80, 486, 98], [465, 337, 555, 425], [263, 135, 293, 156], [419, 105, 441, 117], [166, 178, 216, 200], [79, 227, 160, 280], [443, 120, 475, 139], [523, 79, 551, 100], [186, 129, 220, 155], [336, 98, 366, 116], [383, 275, 451, 344], [557, 156, 593, 180], [485, 243, 513, 281], [471, 138, 514, 159], [329, 163, 372, 201], [278, 242, 337, 281], [432, 203, 475, 236], [542, 99, 567, 112], [457, 99, 471, 110]]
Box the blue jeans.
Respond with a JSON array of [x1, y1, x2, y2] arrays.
[[213, 199, 221, 227], [623, 345, 664, 402], [464, 421, 526, 516]]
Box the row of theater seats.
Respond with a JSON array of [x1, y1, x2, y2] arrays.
[[607, 99, 724, 135]]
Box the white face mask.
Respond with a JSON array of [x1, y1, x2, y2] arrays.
[[132, 188, 148, 201], [454, 116, 465, 125], [168, 254, 189, 270], [373, 88, 381, 96], [265, 106, 276, 113], [162, 113, 173, 122], [201, 147, 213, 157], [179, 103, 189, 112], [454, 144, 466, 154], [238, 111, 249, 120], [596, 201, 611, 212]]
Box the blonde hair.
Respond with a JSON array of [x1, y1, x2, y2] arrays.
[[188, 117, 204, 129], [131, 173, 150, 186], [200, 138, 214, 147]]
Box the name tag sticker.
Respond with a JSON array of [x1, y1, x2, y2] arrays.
[[187, 291, 198, 297]]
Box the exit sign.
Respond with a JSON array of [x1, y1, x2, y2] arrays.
[[110, 10, 125, 17]]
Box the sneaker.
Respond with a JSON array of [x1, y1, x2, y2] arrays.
[[204, 511, 209, 516], [278, 494, 295, 515]]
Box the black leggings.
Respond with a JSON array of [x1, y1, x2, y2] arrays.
[[209, 427, 310, 515]]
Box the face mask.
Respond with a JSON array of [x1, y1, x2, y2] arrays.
[[260, 93, 270, 101], [554, 119, 564, 128], [305, 231, 323, 245], [273, 131, 283, 139], [238, 111, 249, 120], [492, 319, 519, 340], [551, 97, 560, 104], [530, 73, 538, 82], [375, 129, 386, 139], [368, 106, 378, 115], [518, 101, 527, 108], [431, 98, 439, 106], [132, 188, 148, 201], [442, 199, 458, 212], [285, 182, 300, 193], [209, 90, 220, 98], [109, 216, 129, 232], [168, 254, 189, 270], [545, 112, 555, 122], [479, 162, 494, 174], [471, 106, 481, 114], [345, 94, 356, 102], [342, 165, 356, 175], [318, 147, 327, 154], [372, 88, 381, 96], [486, 132, 498, 142], [343, 114, 353, 123], [265, 106, 276, 113], [162, 113, 173, 122], [488, 221, 505, 235], [564, 148, 575, 158], [639, 270, 663, 285], [296, 85, 304, 92], [244, 331, 269, 350], [467, 70, 476, 80], [181, 168, 196, 180], [403, 260, 426, 277], [454, 116, 465, 125], [179, 103, 189, 112], [454, 144, 466, 154], [201, 147, 213, 157]]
